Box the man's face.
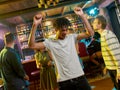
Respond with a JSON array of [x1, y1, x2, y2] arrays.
[[58, 26, 68, 39], [92, 19, 102, 31]]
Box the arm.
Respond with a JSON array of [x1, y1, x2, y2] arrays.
[[90, 52, 100, 66], [47, 50, 54, 66], [75, 41, 80, 54], [28, 14, 45, 50], [47, 49, 53, 61], [74, 7, 94, 40]]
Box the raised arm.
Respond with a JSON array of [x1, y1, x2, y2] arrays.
[[28, 14, 45, 50], [74, 7, 94, 40]]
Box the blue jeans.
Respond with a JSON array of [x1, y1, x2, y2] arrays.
[[58, 75, 91, 90]]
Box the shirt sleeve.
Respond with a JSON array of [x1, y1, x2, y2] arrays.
[[9, 52, 26, 78], [71, 34, 78, 43], [73, 33, 78, 39], [43, 39, 51, 50], [105, 31, 120, 76]]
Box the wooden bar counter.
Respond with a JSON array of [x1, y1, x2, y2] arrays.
[[22, 59, 40, 81], [22, 59, 40, 89]]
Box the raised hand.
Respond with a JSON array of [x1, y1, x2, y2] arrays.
[[74, 7, 84, 17], [33, 13, 43, 26]]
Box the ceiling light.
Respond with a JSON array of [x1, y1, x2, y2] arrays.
[[84, 4, 99, 17], [38, 0, 59, 8]]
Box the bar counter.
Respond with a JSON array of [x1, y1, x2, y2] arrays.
[[22, 59, 35, 64], [22, 59, 40, 82]]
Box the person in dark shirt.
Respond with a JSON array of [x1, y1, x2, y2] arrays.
[[0, 32, 29, 90], [87, 32, 103, 66]]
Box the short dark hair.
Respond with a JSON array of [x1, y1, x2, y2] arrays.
[[95, 15, 107, 29], [53, 17, 71, 30], [4, 32, 16, 44]]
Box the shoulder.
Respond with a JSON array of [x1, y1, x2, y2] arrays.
[[8, 49, 19, 58], [105, 30, 116, 37], [104, 29, 113, 34], [67, 34, 78, 39], [9, 49, 17, 54], [2, 47, 16, 55], [69, 33, 77, 37], [44, 38, 57, 42], [101, 30, 113, 36]]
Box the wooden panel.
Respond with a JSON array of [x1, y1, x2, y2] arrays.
[[0, 0, 37, 14], [46, 7, 63, 16]]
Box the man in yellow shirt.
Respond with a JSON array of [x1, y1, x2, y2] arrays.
[[92, 15, 120, 90]]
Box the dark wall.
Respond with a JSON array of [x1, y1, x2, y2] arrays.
[[0, 24, 9, 51], [107, 2, 120, 42]]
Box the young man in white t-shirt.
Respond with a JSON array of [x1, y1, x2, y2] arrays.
[[28, 7, 94, 90]]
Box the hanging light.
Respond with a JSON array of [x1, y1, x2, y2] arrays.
[[38, 0, 59, 8], [84, 4, 99, 17]]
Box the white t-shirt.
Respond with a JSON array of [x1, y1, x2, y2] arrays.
[[43, 34, 84, 82]]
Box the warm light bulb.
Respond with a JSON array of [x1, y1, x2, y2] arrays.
[[47, 1, 51, 6]]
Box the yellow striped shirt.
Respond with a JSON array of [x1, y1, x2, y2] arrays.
[[101, 30, 120, 76]]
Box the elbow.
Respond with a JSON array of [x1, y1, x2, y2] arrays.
[[88, 29, 94, 37], [28, 42, 35, 49], [29, 45, 35, 50], [28, 44, 32, 49]]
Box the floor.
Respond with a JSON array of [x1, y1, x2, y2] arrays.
[[90, 77, 113, 90], [87, 72, 114, 90], [0, 73, 114, 90], [28, 73, 114, 90]]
